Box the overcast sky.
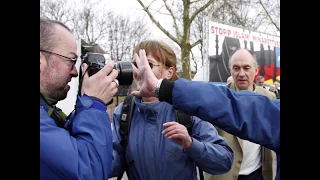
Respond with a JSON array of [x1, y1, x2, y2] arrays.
[[106, 0, 142, 14], [103, 0, 170, 40]]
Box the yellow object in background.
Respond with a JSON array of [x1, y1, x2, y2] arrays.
[[264, 76, 280, 85]]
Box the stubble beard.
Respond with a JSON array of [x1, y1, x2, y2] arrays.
[[41, 74, 70, 101]]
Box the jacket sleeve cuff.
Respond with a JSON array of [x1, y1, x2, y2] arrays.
[[89, 96, 107, 111], [89, 100, 107, 111], [158, 78, 174, 104], [76, 94, 107, 112], [184, 137, 205, 160]]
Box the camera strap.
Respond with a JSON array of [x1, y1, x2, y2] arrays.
[[40, 93, 67, 128]]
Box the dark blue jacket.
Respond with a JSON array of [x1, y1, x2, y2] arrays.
[[40, 95, 113, 180], [109, 97, 233, 180], [171, 78, 280, 180]]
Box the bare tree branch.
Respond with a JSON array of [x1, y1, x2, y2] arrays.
[[41, 0, 152, 62], [190, 0, 202, 4], [40, 0, 72, 25], [136, 0, 217, 79], [223, 0, 246, 27], [136, 0, 180, 45], [163, 0, 181, 39], [190, 39, 202, 49], [190, 49, 198, 73], [258, 0, 280, 31], [189, 0, 214, 23]]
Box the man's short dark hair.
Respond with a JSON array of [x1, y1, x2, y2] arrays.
[[40, 17, 71, 52]]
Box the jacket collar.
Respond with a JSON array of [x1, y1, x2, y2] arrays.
[[227, 82, 257, 92], [134, 97, 162, 114]]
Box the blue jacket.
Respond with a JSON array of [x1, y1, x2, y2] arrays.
[[40, 95, 113, 180], [171, 79, 280, 180], [109, 97, 234, 180]]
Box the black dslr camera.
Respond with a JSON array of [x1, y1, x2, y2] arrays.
[[82, 52, 133, 85]]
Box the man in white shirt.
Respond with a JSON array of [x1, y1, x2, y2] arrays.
[[204, 48, 276, 180]]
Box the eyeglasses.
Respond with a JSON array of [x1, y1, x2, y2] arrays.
[[40, 49, 78, 69], [132, 61, 160, 69]]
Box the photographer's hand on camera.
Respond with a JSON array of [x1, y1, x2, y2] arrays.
[[81, 60, 119, 104]]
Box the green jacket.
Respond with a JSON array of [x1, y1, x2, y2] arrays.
[[204, 82, 277, 180]]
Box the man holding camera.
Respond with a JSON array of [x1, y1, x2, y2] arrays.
[[40, 17, 119, 180]]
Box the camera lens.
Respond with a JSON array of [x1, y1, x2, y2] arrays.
[[115, 61, 133, 86], [83, 52, 133, 85]]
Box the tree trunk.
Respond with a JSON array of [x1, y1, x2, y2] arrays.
[[181, 45, 192, 80]]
